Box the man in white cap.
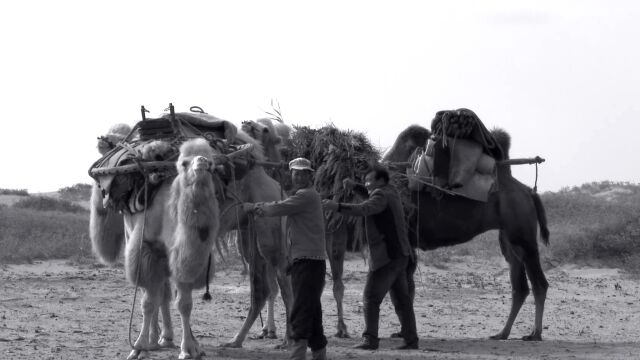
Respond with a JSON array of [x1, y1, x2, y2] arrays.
[[243, 157, 328, 360]]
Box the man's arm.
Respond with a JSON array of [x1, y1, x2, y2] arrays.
[[342, 178, 367, 200], [338, 190, 387, 216], [255, 190, 310, 217]]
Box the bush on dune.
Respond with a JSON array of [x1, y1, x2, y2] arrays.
[[0, 188, 29, 196], [58, 183, 92, 202], [542, 183, 640, 271]]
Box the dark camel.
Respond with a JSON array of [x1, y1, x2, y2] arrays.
[[383, 124, 550, 341]]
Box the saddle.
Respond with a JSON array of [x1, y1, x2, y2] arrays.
[[88, 109, 247, 213], [409, 109, 503, 202]]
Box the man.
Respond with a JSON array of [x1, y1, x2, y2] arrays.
[[243, 157, 327, 360], [323, 165, 418, 350]]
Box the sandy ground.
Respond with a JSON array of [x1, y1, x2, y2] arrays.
[[1, 255, 640, 360]]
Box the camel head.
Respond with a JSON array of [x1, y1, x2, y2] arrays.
[[382, 124, 431, 163], [241, 118, 285, 162], [97, 123, 132, 155], [171, 137, 220, 237], [176, 138, 217, 186]]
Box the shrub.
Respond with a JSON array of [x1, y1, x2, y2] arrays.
[[12, 196, 87, 214], [541, 184, 640, 272], [0, 188, 29, 196], [58, 183, 93, 202]]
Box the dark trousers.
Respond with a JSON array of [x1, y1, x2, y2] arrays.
[[390, 253, 417, 306], [290, 259, 328, 351], [363, 255, 418, 345]]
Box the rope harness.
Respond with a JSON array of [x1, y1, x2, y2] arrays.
[[127, 174, 149, 350]]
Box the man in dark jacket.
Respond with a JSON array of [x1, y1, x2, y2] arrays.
[[322, 165, 418, 350]]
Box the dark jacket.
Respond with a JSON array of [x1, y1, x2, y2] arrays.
[[339, 184, 411, 270]]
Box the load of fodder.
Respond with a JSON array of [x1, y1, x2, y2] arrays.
[[13, 196, 87, 214], [288, 124, 381, 250]]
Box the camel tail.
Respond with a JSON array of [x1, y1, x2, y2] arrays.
[[532, 192, 550, 246], [89, 183, 125, 264]]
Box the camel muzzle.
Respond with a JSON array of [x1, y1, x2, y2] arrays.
[[192, 156, 213, 172]]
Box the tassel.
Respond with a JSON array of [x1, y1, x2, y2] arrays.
[[202, 287, 212, 301], [202, 253, 213, 301]]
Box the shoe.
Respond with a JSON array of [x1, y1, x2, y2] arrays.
[[390, 331, 402, 338], [353, 337, 378, 350], [311, 347, 327, 360], [396, 342, 418, 350], [289, 339, 308, 360]]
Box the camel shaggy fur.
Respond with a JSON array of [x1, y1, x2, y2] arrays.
[[91, 138, 221, 359]]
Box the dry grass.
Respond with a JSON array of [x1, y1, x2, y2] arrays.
[[2, 181, 639, 274]]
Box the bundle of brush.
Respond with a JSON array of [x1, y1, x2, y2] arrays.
[[288, 124, 380, 244], [430, 108, 504, 159], [430, 108, 479, 139]]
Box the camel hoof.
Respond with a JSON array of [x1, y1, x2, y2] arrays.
[[127, 349, 148, 360], [522, 333, 542, 341], [158, 337, 175, 348], [334, 324, 350, 338], [489, 333, 508, 340], [274, 341, 289, 350], [220, 341, 242, 348], [250, 329, 277, 340], [178, 350, 205, 359]]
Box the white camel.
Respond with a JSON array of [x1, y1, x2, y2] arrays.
[[91, 138, 223, 359]]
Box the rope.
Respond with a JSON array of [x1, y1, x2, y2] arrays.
[[127, 175, 149, 350], [413, 187, 428, 298], [533, 162, 539, 193]]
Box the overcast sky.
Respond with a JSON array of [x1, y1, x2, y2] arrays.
[[1, 0, 638, 193]]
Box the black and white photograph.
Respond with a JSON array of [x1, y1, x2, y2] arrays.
[[1, 1, 639, 359]]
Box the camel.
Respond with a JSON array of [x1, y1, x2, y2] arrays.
[[91, 138, 224, 359], [91, 111, 293, 354], [216, 128, 293, 348], [383, 123, 550, 341], [229, 118, 297, 341]]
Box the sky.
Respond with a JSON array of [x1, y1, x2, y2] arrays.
[[1, 0, 639, 193]]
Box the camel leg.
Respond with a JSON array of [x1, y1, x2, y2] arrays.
[[222, 252, 271, 348], [257, 266, 279, 339], [490, 233, 530, 341], [127, 288, 162, 360], [175, 282, 204, 359], [274, 259, 293, 348], [327, 227, 350, 338], [521, 248, 548, 341], [158, 281, 175, 347], [149, 305, 161, 347]]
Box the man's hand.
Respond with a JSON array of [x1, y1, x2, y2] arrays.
[[342, 178, 356, 191], [243, 203, 266, 217], [322, 199, 339, 211], [242, 203, 256, 213]]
